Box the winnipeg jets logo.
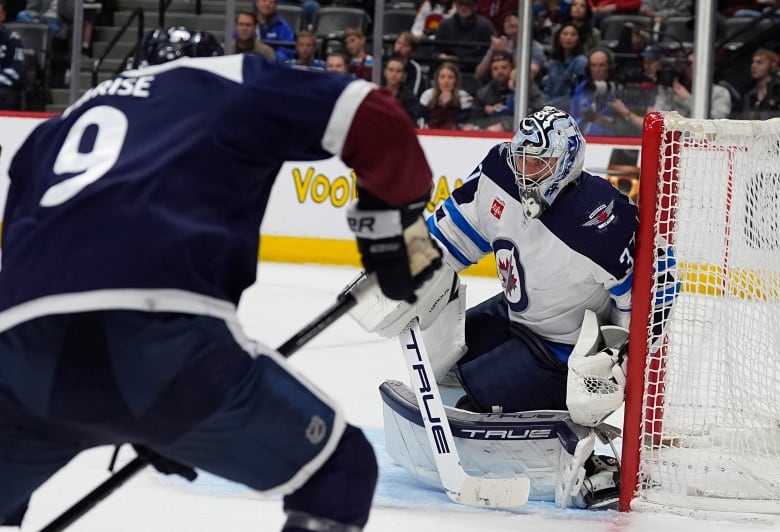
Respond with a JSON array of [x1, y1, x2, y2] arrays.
[[582, 200, 616, 229], [498, 256, 518, 296], [493, 241, 528, 310]]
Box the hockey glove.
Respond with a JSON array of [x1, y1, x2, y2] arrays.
[[348, 187, 442, 303], [566, 310, 629, 427]]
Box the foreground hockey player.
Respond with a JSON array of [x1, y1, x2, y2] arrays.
[[0, 27, 442, 530], [353, 106, 678, 508]]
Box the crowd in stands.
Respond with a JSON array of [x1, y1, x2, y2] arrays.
[[218, 0, 780, 132], [1, 0, 779, 130]]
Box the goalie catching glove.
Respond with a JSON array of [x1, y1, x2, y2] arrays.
[[566, 310, 628, 427], [348, 186, 442, 303]]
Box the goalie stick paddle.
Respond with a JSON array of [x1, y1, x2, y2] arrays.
[[399, 320, 531, 508], [38, 292, 358, 532]]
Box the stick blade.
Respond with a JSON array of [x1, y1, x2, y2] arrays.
[[447, 476, 531, 508]]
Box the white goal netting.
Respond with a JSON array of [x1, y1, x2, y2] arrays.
[[627, 113, 780, 516]]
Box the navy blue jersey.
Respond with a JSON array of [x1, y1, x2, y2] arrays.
[[0, 26, 24, 89], [0, 54, 432, 330]]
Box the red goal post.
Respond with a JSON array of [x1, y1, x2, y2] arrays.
[[620, 111, 780, 517]]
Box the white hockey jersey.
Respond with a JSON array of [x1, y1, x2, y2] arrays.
[[426, 143, 638, 345]]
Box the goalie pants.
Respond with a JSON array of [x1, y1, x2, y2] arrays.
[[0, 310, 376, 528], [457, 293, 570, 413]]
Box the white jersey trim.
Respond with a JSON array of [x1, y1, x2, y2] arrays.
[[123, 54, 245, 83], [321, 79, 374, 157], [0, 289, 240, 336]]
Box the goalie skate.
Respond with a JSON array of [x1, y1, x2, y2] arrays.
[[574, 454, 620, 510]]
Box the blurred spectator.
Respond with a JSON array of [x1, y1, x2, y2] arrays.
[[638, 43, 662, 83], [432, 0, 495, 72], [63, 0, 100, 56], [570, 47, 638, 135], [16, 0, 60, 36], [739, 47, 780, 119], [612, 44, 663, 128], [467, 50, 514, 130], [615, 49, 731, 127], [0, 0, 23, 110], [721, 1, 780, 17], [651, 51, 730, 119], [639, 0, 692, 25], [325, 50, 350, 74], [343, 27, 373, 81], [411, 0, 453, 38], [231, 10, 276, 59], [382, 55, 426, 125], [588, 0, 641, 27], [393, 31, 426, 96], [553, 0, 601, 52], [533, 0, 563, 44], [474, 13, 548, 83], [285, 30, 325, 70], [254, 0, 295, 60], [542, 22, 588, 109], [419, 61, 473, 129], [476, 0, 517, 33], [613, 19, 650, 53]]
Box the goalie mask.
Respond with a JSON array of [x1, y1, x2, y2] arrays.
[[505, 106, 586, 218], [133, 26, 224, 68]]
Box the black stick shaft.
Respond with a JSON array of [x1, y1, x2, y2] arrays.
[[39, 457, 148, 532], [37, 293, 359, 532]]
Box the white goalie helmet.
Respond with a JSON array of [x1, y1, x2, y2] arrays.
[[505, 106, 586, 218]]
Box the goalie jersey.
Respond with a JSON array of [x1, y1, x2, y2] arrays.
[[0, 54, 432, 330], [427, 143, 638, 345]]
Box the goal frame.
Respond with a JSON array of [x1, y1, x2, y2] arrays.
[[619, 111, 667, 512], [619, 111, 780, 515]]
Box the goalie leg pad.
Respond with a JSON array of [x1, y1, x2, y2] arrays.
[[283, 425, 377, 529], [421, 283, 467, 383]]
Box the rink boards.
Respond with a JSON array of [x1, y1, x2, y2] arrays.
[[0, 112, 641, 277]]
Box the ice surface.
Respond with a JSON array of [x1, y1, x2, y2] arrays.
[[5, 263, 778, 531]]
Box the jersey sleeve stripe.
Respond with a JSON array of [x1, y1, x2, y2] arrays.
[[609, 273, 633, 297], [426, 217, 473, 268], [321, 79, 374, 157], [442, 197, 492, 253]]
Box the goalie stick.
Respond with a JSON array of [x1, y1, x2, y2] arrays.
[[38, 290, 359, 532], [399, 319, 531, 508]]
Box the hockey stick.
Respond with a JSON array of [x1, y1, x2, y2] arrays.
[[399, 320, 531, 507], [38, 291, 358, 532]]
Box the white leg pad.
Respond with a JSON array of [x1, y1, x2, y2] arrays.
[[421, 284, 467, 383]]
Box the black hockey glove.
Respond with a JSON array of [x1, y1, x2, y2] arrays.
[[348, 187, 442, 303]]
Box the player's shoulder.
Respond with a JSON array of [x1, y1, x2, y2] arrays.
[[546, 172, 637, 237], [450, 142, 518, 205], [475, 142, 519, 197]]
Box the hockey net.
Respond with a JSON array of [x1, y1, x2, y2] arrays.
[[620, 112, 780, 517]]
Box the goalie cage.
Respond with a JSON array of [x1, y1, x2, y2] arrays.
[[620, 112, 780, 519]]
